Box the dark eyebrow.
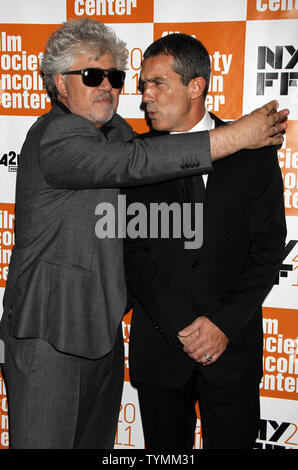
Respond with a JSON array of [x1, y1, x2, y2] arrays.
[[140, 76, 167, 83], [138, 76, 167, 93]]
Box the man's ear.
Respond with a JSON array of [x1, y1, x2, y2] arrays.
[[54, 74, 68, 98], [189, 76, 206, 100]]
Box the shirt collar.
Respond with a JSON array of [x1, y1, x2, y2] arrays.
[[188, 110, 215, 132], [170, 109, 215, 134]]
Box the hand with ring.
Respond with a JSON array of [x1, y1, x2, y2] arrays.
[[204, 353, 213, 363], [178, 316, 229, 365]]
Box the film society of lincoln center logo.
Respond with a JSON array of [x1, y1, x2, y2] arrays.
[[0, 374, 8, 449], [154, 21, 246, 120], [257, 307, 298, 449], [0, 24, 59, 116], [67, 0, 154, 22], [247, 0, 298, 20], [277, 121, 298, 216], [261, 307, 298, 401], [0, 203, 14, 288]]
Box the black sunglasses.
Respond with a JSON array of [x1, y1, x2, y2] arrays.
[[62, 67, 126, 89]]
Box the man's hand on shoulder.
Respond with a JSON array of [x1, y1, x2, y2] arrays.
[[210, 100, 289, 161], [230, 100, 289, 149]]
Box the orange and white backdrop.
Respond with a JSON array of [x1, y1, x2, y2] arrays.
[[0, 0, 297, 450]]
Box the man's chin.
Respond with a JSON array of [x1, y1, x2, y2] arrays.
[[93, 109, 116, 127], [150, 121, 167, 132]]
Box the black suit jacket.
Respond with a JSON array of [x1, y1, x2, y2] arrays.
[[0, 102, 212, 359], [124, 114, 286, 389]]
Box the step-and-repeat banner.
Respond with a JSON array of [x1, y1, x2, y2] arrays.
[[0, 0, 297, 450]]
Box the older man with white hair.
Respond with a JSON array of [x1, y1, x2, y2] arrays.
[[0, 18, 288, 449]]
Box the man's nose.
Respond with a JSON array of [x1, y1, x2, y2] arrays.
[[142, 84, 156, 103], [99, 76, 113, 90]]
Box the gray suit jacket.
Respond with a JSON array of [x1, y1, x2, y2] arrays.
[[1, 102, 211, 359]]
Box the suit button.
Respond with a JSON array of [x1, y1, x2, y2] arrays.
[[193, 262, 200, 269]]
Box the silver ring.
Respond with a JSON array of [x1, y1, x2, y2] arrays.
[[204, 353, 213, 362]]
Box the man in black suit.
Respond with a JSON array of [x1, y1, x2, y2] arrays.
[[1, 18, 287, 450], [124, 34, 287, 449]]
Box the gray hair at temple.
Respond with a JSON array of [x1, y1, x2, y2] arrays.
[[40, 18, 127, 100]]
